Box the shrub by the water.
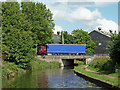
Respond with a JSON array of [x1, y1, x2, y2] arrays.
[[2, 59, 61, 78], [29, 59, 61, 71], [74, 59, 85, 65], [2, 61, 25, 78], [89, 57, 115, 73]]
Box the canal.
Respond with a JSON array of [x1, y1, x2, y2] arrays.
[[2, 66, 103, 88]]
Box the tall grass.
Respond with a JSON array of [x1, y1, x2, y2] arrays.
[[28, 58, 61, 71], [88, 57, 116, 74], [2, 58, 61, 78], [2, 61, 26, 78]]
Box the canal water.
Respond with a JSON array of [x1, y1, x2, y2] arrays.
[[2, 67, 103, 88]]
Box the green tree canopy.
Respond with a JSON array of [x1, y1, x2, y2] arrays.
[[59, 29, 95, 54], [109, 33, 120, 65], [71, 29, 95, 54], [2, 2, 35, 68], [59, 31, 73, 44], [2, 1, 55, 68], [21, 2, 55, 45]]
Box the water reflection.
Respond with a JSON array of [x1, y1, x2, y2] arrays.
[[2, 67, 102, 88], [46, 67, 100, 88]]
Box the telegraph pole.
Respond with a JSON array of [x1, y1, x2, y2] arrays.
[[62, 31, 64, 44]]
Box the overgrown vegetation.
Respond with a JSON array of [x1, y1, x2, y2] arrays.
[[88, 57, 119, 78], [29, 59, 61, 71], [2, 1, 54, 72], [2, 58, 61, 78], [2, 61, 26, 78], [74, 57, 119, 87], [74, 59, 85, 65], [88, 57, 116, 74], [109, 33, 120, 72], [59, 29, 96, 54], [87, 66, 118, 78]]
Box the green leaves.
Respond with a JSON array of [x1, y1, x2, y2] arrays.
[[21, 2, 54, 45], [60, 31, 74, 44], [72, 29, 95, 53], [2, 2, 34, 68], [2, 1, 54, 69], [109, 33, 120, 65], [60, 29, 95, 54]]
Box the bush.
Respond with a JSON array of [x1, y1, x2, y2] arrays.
[[89, 57, 115, 73], [109, 33, 120, 71], [28, 59, 61, 71], [74, 59, 85, 65], [2, 61, 18, 77]]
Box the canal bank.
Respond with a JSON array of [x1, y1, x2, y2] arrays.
[[74, 65, 120, 89], [2, 58, 119, 88], [2, 59, 61, 88], [2, 58, 61, 78]]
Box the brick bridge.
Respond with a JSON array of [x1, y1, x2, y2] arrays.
[[36, 55, 96, 66]]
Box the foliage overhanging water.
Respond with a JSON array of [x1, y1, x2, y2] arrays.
[[2, 66, 103, 88]]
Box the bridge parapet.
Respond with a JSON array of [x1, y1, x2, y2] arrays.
[[36, 55, 109, 66], [37, 55, 92, 60]]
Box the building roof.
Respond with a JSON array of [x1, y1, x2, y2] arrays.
[[89, 30, 111, 38]]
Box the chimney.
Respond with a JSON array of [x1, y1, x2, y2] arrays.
[[98, 27, 102, 31], [57, 31, 60, 35], [109, 30, 112, 33]]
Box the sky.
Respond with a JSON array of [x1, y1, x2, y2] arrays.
[[42, 0, 119, 34], [1, 0, 119, 34]]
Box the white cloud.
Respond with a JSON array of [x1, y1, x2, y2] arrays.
[[69, 7, 94, 22], [57, 0, 119, 2], [47, 2, 68, 21], [68, 8, 102, 22], [47, 2, 118, 33], [1, 0, 6, 1], [53, 25, 64, 34], [49, 4, 102, 22], [84, 18, 118, 33], [1, 0, 118, 33], [96, 19, 118, 33]]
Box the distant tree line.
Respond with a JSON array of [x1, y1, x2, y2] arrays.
[[59, 29, 96, 54], [2, 1, 54, 69]]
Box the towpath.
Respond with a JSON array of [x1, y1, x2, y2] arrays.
[[82, 65, 119, 79]]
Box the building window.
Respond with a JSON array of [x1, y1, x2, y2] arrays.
[[98, 43, 102, 46]]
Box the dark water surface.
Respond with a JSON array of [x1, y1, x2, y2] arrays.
[[2, 67, 103, 88]]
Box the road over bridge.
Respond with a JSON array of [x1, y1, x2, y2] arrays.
[[36, 55, 95, 66]]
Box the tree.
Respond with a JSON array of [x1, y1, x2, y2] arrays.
[[59, 29, 95, 54], [2, 2, 35, 69], [21, 2, 55, 45], [109, 33, 120, 70], [0, 2, 1, 55], [71, 29, 95, 54]]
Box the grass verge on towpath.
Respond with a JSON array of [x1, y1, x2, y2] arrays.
[[74, 65, 119, 88], [87, 66, 118, 78]]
